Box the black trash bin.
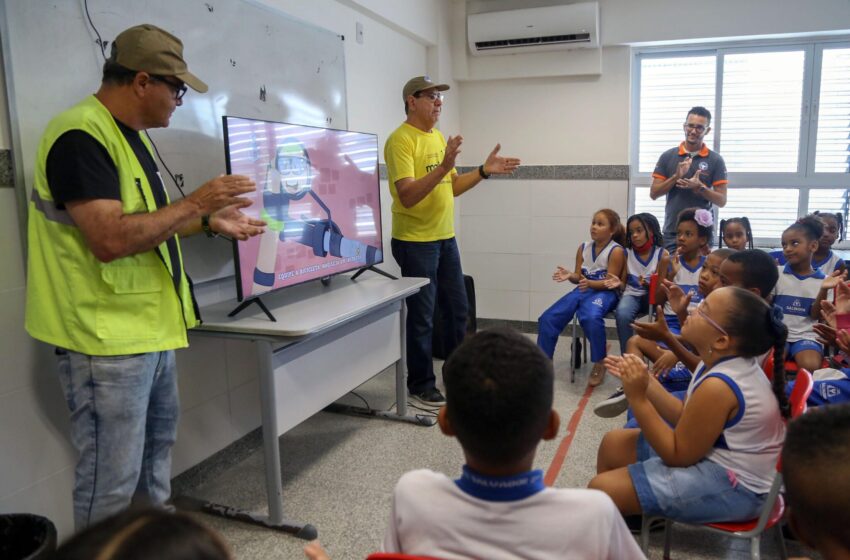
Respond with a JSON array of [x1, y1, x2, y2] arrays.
[[0, 514, 57, 560]]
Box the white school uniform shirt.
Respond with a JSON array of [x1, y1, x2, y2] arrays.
[[384, 469, 645, 560], [686, 356, 786, 494], [772, 250, 844, 276], [624, 246, 663, 297], [816, 251, 844, 276], [774, 264, 825, 342], [663, 255, 706, 316], [580, 240, 622, 281]]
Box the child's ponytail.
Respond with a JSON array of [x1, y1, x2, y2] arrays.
[[768, 305, 790, 419], [724, 288, 790, 418]]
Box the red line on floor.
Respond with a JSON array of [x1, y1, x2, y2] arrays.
[[544, 383, 596, 486]]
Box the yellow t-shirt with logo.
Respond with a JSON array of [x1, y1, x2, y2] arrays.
[[384, 122, 456, 242]]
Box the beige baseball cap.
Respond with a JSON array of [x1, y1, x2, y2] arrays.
[[402, 75, 449, 101], [109, 24, 208, 93]]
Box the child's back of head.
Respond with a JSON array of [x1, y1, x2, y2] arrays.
[[782, 404, 850, 558], [444, 327, 553, 467], [50, 508, 232, 560], [722, 249, 780, 299]]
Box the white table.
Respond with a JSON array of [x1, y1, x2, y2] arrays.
[[179, 274, 429, 539]]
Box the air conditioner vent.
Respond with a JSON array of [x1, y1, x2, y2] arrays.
[[475, 33, 591, 51]]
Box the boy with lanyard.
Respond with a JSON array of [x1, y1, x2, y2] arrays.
[[383, 328, 644, 559]]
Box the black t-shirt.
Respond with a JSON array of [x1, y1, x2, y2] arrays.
[[45, 119, 182, 289]]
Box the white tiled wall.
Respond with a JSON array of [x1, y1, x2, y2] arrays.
[[0, 0, 443, 540], [459, 178, 628, 321]]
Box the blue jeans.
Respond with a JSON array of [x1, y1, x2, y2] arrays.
[[391, 238, 468, 394], [57, 349, 179, 529], [615, 294, 648, 351], [537, 288, 619, 363]]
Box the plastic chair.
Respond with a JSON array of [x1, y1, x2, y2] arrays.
[[568, 310, 619, 383], [762, 349, 828, 382], [569, 274, 658, 383], [640, 368, 814, 560]]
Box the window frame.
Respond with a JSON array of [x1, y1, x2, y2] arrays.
[[629, 37, 850, 248]]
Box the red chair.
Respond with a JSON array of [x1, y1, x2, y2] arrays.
[[761, 348, 827, 382], [640, 368, 814, 560]]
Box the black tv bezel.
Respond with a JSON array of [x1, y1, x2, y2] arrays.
[[222, 115, 384, 302]]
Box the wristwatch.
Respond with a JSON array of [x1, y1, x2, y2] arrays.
[[201, 215, 217, 238]]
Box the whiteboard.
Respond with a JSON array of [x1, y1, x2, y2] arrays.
[[0, 0, 347, 283]]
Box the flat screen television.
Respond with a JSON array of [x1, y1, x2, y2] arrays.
[[223, 116, 383, 301]]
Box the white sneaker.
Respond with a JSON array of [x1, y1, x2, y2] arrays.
[[593, 386, 628, 418]]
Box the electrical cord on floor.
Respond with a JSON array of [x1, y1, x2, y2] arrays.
[[347, 391, 372, 413], [387, 401, 439, 424]]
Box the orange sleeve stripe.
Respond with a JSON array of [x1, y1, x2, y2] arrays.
[[712, 180, 729, 186], [652, 173, 667, 180]]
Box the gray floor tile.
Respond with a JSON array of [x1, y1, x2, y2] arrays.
[[177, 334, 821, 560]]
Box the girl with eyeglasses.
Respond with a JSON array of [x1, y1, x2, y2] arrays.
[[590, 287, 789, 525]]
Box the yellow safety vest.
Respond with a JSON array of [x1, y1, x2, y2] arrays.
[[25, 95, 199, 356]]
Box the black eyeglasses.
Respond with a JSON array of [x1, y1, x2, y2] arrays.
[[151, 75, 188, 101], [684, 123, 707, 132]]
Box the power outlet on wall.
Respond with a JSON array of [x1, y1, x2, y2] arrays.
[[356, 21, 364, 44]]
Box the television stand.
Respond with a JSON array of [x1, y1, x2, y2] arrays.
[[351, 265, 397, 281], [228, 296, 277, 322]]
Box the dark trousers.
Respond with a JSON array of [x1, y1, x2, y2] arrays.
[[391, 237, 468, 393]]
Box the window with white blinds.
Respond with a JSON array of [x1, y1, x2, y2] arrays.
[[815, 48, 850, 173], [638, 56, 716, 173], [718, 188, 799, 239], [720, 51, 805, 173], [633, 187, 667, 227], [632, 39, 850, 245], [808, 189, 850, 237]]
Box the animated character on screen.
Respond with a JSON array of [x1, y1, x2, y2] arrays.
[[252, 138, 382, 291]]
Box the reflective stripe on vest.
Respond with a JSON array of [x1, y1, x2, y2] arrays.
[[30, 189, 75, 226]]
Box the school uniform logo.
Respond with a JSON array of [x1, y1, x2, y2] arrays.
[[698, 161, 709, 172], [821, 384, 842, 400]]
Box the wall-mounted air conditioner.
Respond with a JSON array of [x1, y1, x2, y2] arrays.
[[467, 2, 599, 57]]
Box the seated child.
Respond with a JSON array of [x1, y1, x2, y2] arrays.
[[614, 213, 667, 352], [782, 404, 850, 560], [785, 278, 850, 407], [631, 247, 732, 385], [538, 209, 627, 386], [718, 249, 780, 298], [718, 216, 754, 251], [771, 212, 846, 276], [385, 328, 645, 559], [656, 207, 713, 333], [591, 287, 789, 524], [595, 248, 733, 420], [52, 507, 233, 559], [775, 216, 834, 372]]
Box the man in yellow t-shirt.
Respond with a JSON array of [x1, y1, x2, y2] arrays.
[[384, 75, 520, 405]]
